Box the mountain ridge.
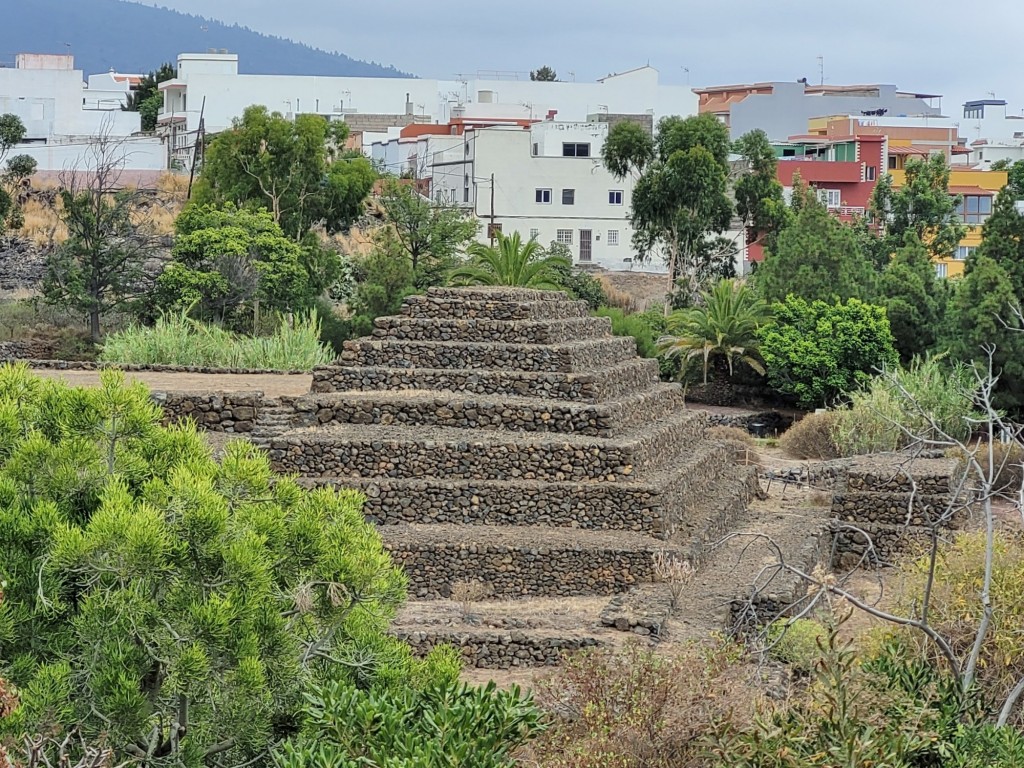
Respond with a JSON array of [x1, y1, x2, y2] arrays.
[[1, 0, 413, 78]]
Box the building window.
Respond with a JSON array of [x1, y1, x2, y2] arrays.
[[562, 142, 591, 157], [888, 155, 898, 170], [818, 189, 842, 209], [562, 188, 575, 205], [957, 194, 993, 225], [487, 222, 503, 239], [535, 188, 552, 204], [529, 228, 540, 240], [463, 187, 470, 203], [465, 142, 470, 156], [608, 190, 624, 205], [607, 229, 620, 246], [956, 246, 976, 261], [935, 263, 948, 279], [532, 143, 539, 156], [556, 229, 573, 245], [865, 165, 877, 181]]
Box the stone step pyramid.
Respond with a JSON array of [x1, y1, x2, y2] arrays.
[[267, 286, 758, 604]]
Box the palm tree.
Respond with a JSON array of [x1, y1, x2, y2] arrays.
[[659, 278, 771, 384], [448, 231, 570, 289]]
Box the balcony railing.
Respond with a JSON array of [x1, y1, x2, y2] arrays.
[[836, 206, 866, 216]]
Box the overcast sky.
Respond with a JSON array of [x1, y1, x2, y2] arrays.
[[136, 0, 1023, 117]]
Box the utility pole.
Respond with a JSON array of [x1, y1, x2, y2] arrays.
[[489, 172, 496, 246], [186, 96, 206, 199]]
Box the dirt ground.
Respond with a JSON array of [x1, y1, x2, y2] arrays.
[[33, 369, 313, 397], [597, 270, 670, 311]]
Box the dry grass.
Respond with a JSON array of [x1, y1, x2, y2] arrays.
[[15, 173, 187, 246], [779, 411, 841, 460], [449, 578, 494, 619], [597, 274, 638, 313], [707, 425, 760, 465]]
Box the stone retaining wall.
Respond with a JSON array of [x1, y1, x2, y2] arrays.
[[310, 358, 660, 402], [832, 491, 969, 528], [293, 385, 683, 438], [269, 411, 705, 481], [339, 337, 638, 372], [151, 391, 263, 433], [401, 294, 588, 321], [393, 629, 602, 669], [387, 542, 662, 599], [371, 316, 610, 344]]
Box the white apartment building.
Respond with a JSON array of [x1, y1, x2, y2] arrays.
[[158, 52, 697, 150], [0, 54, 165, 173], [428, 120, 653, 272], [961, 99, 1024, 168]]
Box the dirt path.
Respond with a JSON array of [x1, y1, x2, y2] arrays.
[[33, 369, 313, 397]]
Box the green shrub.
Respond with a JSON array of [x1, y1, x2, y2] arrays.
[[0, 366, 411, 766], [595, 306, 666, 359], [889, 531, 1024, 727], [99, 310, 334, 370], [831, 355, 980, 456], [274, 678, 542, 768], [759, 296, 898, 409], [764, 618, 827, 673], [778, 411, 840, 460]]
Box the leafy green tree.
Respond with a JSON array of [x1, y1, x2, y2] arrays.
[[603, 114, 733, 303], [125, 63, 176, 132], [376, 179, 479, 283], [0, 366, 427, 768], [946, 254, 1024, 412], [880, 233, 943, 362], [0, 113, 38, 233], [991, 159, 1024, 200], [449, 230, 570, 288], [755, 181, 876, 304], [343, 237, 418, 339], [871, 154, 967, 263], [974, 188, 1024, 297], [529, 66, 558, 82], [759, 296, 898, 408], [547, 242, 607, 309], [660, 278, 771, 384], [42, 142, 155, 342], [733, 129, 789, 253], [275, 679, 542, 768], [151, 205, 336, 330], [191, 105, 376, 239]]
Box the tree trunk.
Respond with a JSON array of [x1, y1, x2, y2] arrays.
[[90, 307, 101, 344]]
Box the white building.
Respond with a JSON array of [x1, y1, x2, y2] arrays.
[[158, 52, 697, 151], [961, 100, 1024, 168], [0, 54, 165, 173], [426, 120, 652, 272], [84, 70, 143, 110]]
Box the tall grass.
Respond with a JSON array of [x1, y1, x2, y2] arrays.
[[100, 310, 334, 371], [831, 355, 980, 456]]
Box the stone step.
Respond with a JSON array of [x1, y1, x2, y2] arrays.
[[401, 294, 589, 321], [292, 384, 685, 438], [297, 432, 735, 538], [370, 316, 611, 345], [339, 337, 638, 372], [310, 358, 661, 402], [391, 597, 610, 669], [425, 286, 569, 303], [267, 408, 707, 482], [382, 523, 676, 599]]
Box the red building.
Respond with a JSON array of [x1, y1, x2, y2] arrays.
[[747, 134, 884, 263]]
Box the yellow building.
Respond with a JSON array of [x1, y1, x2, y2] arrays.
[[890, 167, 1008, 277]]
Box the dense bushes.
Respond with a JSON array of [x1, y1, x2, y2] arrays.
[[276, 678, 542, 768], [778, 411, 841, 460], [99, 310, 334, 370], [759, 296, 898, 410], [0, 366, 410, 765]]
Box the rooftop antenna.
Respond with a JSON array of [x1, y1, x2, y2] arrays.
[[567, 71, 576, 82], [681, 66, 690, 85], [817, 55, 824, 86]]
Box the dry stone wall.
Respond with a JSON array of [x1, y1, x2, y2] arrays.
[[267, 286, 754, 613], [152, 391, 264, 433], [829, 457, 968, 568], [393, 628, 602, 669]]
